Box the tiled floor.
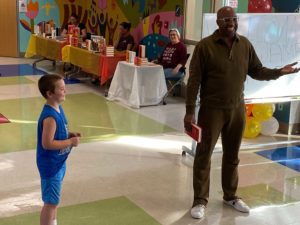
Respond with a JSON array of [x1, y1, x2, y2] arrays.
[[0, 113, 10, 124], [256, 146, 300, 172], [1, 57, 300, 225], [0, 64, 46, 77]]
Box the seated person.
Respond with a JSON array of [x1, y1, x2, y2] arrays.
[[61, 13, 87, 40], [114, 22, 135, 51], [156, 28, 187, 80]]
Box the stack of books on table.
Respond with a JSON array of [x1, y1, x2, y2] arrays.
[[105, 46, 114, 56], [73, 27, 80, 37], [68, 25, 75, 35], [135, 57, 148, 66], [138, 45, 146, 58], [70, 37, 79, 47]]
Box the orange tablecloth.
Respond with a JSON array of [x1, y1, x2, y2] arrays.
[[99, 53, 126, 85]]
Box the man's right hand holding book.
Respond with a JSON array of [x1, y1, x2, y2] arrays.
[[184, 113, 196, 132], [184, 114, 201, 143]]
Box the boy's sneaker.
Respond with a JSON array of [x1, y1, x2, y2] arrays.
[[223, 199, 250, 213], [190, 204, 205, 219]]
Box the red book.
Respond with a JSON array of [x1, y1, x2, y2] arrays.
[[68, 24, 75, 34], [73, 27, 80, 37], [185, 123, 202, 142]]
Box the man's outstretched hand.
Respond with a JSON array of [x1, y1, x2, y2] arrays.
[[281, 62, 300, 75]]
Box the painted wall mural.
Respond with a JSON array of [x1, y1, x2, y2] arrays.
[[19, 0, 60, 52], [19, 0, 184, 53], [202, 0, 300, 13], [247, 0, 300, 13], [21, 0, 39, 32], [248, 0, 272, 13], [272, 0, 300, 12], [50, 0, 87, 35]]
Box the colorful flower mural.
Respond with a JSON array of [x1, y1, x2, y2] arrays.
[[19, 0, 60, 52], [99, 0, 107, 10], [26, 0, 39, 19], [41, 2, 55, 16], [20, 0, 39, 33]]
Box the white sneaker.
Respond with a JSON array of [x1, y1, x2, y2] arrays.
[[224, 199, 250, 213], [190, 204, 205, 219]]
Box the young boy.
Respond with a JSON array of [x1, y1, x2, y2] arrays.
[[37, 74, 80, 225]]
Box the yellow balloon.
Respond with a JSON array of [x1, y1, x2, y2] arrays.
[[243, 117, 261, 138], [252, 104, 273, 121]]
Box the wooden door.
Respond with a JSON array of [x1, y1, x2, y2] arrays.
[[0, 0, 18, 57]]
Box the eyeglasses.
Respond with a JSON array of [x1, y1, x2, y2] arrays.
[[217, 17, 239, 23]]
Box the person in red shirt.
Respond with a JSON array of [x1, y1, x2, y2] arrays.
[[157, 28, 188, 79]]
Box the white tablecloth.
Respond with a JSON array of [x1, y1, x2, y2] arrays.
[[107, 61, 167, 108]]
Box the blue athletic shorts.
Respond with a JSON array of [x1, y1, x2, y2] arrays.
[[41, 165, 66, 205]]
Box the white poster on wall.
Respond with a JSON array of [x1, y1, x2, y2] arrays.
[[203, 13, 300, 99], [225, 0, 238, 8], [19, 0, 27, 13]]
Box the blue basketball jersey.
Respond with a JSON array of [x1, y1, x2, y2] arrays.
[[37, 104, 71, 178]]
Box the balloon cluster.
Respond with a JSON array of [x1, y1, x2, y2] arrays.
[[244, 103, 279, 138]]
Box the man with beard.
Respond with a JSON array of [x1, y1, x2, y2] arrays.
[[184, 6, 299, 219]]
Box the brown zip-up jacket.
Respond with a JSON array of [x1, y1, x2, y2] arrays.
[[186, 30, 282, 114]]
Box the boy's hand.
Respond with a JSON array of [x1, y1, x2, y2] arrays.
[[70, 137, 80, 147], [69, 132, 81, 138]]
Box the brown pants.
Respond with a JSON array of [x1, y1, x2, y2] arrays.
[[193, 103, 245, 207]]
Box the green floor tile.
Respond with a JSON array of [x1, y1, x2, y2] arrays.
[[287, 176, 300, 186], [0, 196, 161, 225], [236, 184, 297, 208], [0, 92, 175, 153], [0, 77, 34, 85]]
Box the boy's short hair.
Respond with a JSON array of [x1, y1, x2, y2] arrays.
[[38, 74, 63, 99]]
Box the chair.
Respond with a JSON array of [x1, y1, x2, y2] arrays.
[[162, 53, 190, 105]]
